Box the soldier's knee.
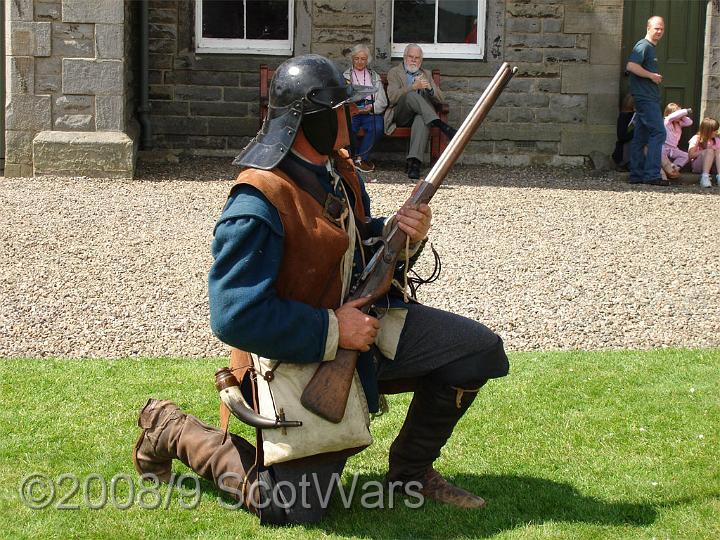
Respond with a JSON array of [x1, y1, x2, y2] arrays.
[[464, 333, 509, 384], [484, 334, 509, 377], [434, 334, 508, 388]]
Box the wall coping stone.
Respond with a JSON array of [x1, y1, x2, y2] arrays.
[[33, 131, 135, 178]]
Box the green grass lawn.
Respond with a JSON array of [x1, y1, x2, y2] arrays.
[[1, 349, 718, 539]]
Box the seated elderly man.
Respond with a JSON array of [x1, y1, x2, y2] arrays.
[[385, 43, 457, 179]]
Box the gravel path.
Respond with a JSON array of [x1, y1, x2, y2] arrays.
[[1, 158, 719, 358]]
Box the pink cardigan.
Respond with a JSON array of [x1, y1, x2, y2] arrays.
[[663, 109, 693, 149], [688, 134, 719, 152]]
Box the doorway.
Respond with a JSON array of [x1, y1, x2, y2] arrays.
[[621, 0, 707, 147]]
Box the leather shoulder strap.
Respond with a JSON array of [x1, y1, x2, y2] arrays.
[[276, 157, 328, 209]]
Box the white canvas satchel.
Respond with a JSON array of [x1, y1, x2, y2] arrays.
[[253, 355, 373, 466]]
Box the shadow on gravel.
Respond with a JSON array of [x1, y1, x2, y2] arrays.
[[135, 156, 239, 182], [135, 156, 719, 196], [369, 162, 720, 195]]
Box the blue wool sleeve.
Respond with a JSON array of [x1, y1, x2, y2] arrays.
[[208, 185, 330, 362]]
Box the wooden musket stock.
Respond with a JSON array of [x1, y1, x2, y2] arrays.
[[300, 63, 518, 423]]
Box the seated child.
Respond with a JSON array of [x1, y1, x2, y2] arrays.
[[688, 117, 720, 188], [612, 94, 635, 170], [662, 103, 692, 175], [660, 154, 678, 181]]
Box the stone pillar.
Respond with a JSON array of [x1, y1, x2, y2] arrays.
[[701, 1, 720, 120], [4, 0, 135, 178]]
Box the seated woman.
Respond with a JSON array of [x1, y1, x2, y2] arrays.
[[343, 44, 387, 172]]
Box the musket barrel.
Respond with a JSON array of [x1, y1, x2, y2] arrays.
[[420, 63, 518, 195]]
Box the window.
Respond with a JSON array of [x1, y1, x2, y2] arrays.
[[195, 0, 293, 55], [391, 0, 485, 59]]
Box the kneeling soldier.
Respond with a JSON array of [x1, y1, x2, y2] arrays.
[[133, 54, 509, 524]]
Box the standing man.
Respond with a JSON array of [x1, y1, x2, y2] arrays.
[[133, 54, 508, 524], [626, 15, 668, 186], [385, 44, 457, 179]]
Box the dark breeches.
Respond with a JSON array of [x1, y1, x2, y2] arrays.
[[376, 302, 509, 388]]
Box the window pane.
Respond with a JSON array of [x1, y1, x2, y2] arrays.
[[393, 0, 435, 44], [246, 0, 288, 39], [438, 0, 477, 44], [202, 0, 244, 39]]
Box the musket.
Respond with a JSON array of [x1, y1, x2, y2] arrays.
[[301, 62, 518, 423]]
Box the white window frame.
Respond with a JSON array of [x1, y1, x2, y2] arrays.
[[195, 0, 294, 55], [391, 0, 486, 59]]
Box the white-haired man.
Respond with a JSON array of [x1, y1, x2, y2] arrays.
[[385, 44, 456, 179]]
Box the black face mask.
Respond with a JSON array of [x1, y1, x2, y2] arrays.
[[301, 108, 338, 156]]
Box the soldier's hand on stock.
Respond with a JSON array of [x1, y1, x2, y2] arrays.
[[395, 203, 432, 243], [335, 297, 380, 352]]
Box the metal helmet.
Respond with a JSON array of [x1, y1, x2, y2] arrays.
[[233, 54, 375, 170]]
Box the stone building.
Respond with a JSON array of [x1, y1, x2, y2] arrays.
[[4, 0, 719, 177]]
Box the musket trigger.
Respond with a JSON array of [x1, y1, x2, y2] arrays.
[[362, 236, 382, 247]]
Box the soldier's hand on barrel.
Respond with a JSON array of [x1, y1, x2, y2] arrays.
[[395, 203, 432, 243]]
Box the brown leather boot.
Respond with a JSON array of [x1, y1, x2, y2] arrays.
[[132, 398, 257, 502], [133, 399, 182, 482], [418, 468, 486, 508], [386, 380, 487, 509]]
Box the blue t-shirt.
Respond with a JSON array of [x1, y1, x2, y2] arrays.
[[628, 38, 660, 102]]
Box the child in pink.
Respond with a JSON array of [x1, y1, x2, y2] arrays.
[[688, 117, 720, 188], [662, 103, 692, 171]]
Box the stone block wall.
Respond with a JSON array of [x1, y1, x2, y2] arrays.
[[430, 0, 623, 166], [7, 1, 718, 171], [146, 0, 381, 154], [145, 0, 625, 166], [146, 1, 279, 154], [5, 0, 132, 177], [310, 0, 375, 60]]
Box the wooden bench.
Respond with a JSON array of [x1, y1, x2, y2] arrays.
[[259, 64, 450, 162]]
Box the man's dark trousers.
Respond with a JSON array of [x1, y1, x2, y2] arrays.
[[630, 99, 664, 182]]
